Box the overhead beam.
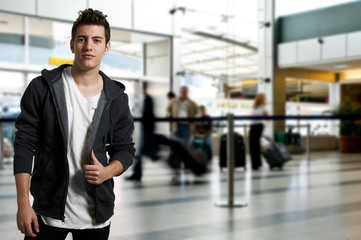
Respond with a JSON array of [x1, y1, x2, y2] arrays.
[[184, 29, 258, 52], [182, 52, 256, 66], [183, 67, 257, 79], [202, 63, 256, 72], [182, 45, 239, 56], [181, 37, 210, 45]]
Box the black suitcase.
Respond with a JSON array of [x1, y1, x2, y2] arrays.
[[219, 132, 246, 170], [155, 134, 208, 176], [262, 142, 292, 170]]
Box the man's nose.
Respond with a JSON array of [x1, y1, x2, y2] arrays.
[[84, 40, 93, 51]]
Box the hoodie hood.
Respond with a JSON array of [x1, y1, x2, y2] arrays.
[[41, 64, 125, 101]]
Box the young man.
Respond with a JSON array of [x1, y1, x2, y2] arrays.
[[14, 9, 135, 240]]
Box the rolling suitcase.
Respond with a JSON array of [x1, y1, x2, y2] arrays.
[[262, 141, 292, 170], [219, 132, 246, 170], [155, 134, 208, 176]]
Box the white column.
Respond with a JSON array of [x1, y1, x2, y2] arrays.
[[258, 0, 275, 139], [171, 36, 182, 92], [24, 17, 29, 65], [23, 16, 29, 90]]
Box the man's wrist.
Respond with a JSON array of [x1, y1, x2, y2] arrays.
[[17, 200, 31, 210], [17, 195, 31, 207], [104, 165, 113, 180], [106, 160, 124, 178]]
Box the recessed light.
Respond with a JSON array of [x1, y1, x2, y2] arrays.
[[333, 64, 349, 69]]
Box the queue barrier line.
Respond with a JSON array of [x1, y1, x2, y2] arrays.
[[132, 114, 361, 122]]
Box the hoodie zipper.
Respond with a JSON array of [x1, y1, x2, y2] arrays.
[[47, 74, 69, 222], [89, 100, 112, 223]]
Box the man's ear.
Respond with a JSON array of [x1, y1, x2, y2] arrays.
[[70, 39, 74, 53], [104, 42, 111, 55]]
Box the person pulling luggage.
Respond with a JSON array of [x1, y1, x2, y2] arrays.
[[249, 93, 268, 170]]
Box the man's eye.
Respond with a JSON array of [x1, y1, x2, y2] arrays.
[[95, 39, 101, 43], [78, 38, 85, 42]]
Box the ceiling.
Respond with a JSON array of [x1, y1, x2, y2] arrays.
[[180, 30, 258, 81]]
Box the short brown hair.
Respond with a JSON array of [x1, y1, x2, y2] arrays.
[[71, 8, 111, 44]]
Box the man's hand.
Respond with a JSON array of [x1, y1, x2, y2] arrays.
[[16, 202, 39, 237], [83, 151, 111, 185], [15, 173, 39, 237]]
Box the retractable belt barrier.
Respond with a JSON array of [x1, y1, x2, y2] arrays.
[[134, 114, 361, 122]]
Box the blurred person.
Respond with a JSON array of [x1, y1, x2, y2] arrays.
[[166, 86, 198, 145], [14, 9, 135, 240], [167, 91, 175, 101], [126, 82, 158, 181], [194, 105, 213, 160], [166, 91, 176, 132], [2, 105, 18, 148], [249, 93, 268, 170], [2, 106, 14, 158]]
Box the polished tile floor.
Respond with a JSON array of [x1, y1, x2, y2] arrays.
[[1, 151, 361, 240]]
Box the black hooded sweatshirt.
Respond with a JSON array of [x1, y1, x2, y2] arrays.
[[14, 64, 135, 223]]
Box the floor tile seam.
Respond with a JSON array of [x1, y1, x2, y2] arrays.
[[119, 178, 361, 209], [120, 166, 361, 191]]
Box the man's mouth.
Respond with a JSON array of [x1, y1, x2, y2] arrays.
[[82, 54, 95, 59]]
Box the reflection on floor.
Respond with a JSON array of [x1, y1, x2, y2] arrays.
[[1, 152, 361, 240]]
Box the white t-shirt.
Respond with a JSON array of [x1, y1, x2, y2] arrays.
[[41, 66, 110, 229], [178, 100, 188, 123], [251, 105, 267, 124]]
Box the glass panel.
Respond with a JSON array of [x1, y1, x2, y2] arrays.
[[0, 71, 24, 103], [0, 13, 24, 64]]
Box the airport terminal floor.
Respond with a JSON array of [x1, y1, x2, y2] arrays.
[[1, 151, 361, 240]]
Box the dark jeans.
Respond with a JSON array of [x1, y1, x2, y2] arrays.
[[250, 123, 264, 169], [132, 131, 159, 178], [24, 216, 110, 240], [175, 123, 190, 146]]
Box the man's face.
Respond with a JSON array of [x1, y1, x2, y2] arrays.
[[70, 24, 110, 71], [180, 87, 188, 99]]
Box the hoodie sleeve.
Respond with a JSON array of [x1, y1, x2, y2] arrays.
[[13, 79, 43, 175], [107, 93, 135, 173]]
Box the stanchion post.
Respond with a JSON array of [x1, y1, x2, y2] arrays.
[[0, 122, 4, 170], [306, 123, 311, 165], [215, 114, 247, 208], [227, 113, 234, 205]]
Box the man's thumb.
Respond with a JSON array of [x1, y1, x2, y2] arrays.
[[91, 151, 100, 164]]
